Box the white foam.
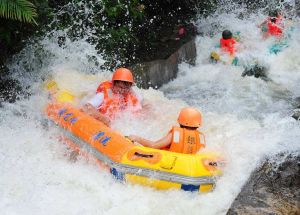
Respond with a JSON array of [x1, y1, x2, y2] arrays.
[[1, 4, 300, 215]]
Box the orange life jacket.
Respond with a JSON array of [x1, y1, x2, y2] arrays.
[[220, 38, 236, 55], [166, 126, 206, 154], [267, 16, 283, 37], [96, 81, 141, 118]]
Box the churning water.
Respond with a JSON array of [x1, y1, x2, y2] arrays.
[[1, 3, 300, 215]]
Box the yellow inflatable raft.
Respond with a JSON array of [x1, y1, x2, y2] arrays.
[[45, 81, 223, 193]]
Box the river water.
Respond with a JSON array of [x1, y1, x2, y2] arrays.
[[1, 4, 300, 215]]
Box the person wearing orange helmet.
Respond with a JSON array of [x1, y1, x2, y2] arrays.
[[82, 68, 142, 126], [128, 107, 206, 154]]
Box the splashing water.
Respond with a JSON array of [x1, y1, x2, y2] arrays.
[[1, 3, 300, 215]]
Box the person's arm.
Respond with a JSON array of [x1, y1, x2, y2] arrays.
[[81, 103, 111, 127], [128, 133, 172, 149], [199, 132, 206, 146], [81, 92, 111, 127]]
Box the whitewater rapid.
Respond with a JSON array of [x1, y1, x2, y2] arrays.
[[1, 8, 300, 215]]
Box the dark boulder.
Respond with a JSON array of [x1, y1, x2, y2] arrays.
[[292, 110, 300, 121], [242, 64, 270, 82], [131, 37, 196, 89], [227, 152, 300, 215]]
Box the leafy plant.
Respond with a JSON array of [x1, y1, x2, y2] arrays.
[[0, 0, 37, 24]]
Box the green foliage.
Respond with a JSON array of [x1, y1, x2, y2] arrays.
[[102, 0, 144, 20], [0, 0, 37, 24], [47, 0, 218, 68], [50, 0, 145, 68], [0, 0, 53, 68]]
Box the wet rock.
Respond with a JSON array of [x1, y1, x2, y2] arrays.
[[131, 38, 196, 89], [292, 109, 300, 121], [227, 152, 300, 215], [242, 64, 270, 82], [294, 97, 300, 109], [291, 97, 300, 121]]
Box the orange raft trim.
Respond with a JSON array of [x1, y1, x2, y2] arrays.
[[46, 102, 223, 192], [46, 102, 133, 163]]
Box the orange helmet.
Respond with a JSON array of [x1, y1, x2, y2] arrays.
[[177, 107, 202, 127], [112, 68, 134, 83]]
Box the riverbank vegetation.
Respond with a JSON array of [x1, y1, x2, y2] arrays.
[[0, 0, 52, 69], [0, 0, 218, 71]]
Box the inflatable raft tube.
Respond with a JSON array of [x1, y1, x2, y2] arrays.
[[45, 83, 223, 193]]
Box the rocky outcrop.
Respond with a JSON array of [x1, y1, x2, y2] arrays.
[[131, 38, 196, 89], [227, 152, 300, 215]]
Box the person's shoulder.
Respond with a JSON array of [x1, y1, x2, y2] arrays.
[[97, 80, 112, 93]]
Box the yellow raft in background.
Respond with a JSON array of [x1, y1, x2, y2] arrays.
[[45, 80, 223, 193]]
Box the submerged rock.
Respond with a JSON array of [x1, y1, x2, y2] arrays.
[[292, 109, 300, 121], [292, 97, 300, 121], [227, 152, 300, 215], [242, 64, 270, 82]]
